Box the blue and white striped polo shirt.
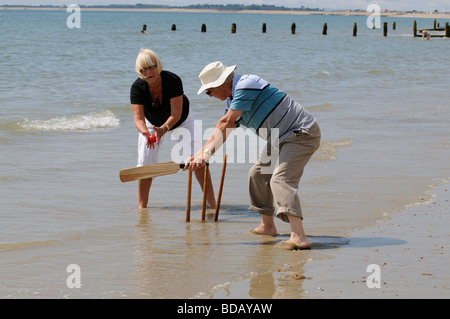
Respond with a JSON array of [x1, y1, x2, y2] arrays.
[[226, 74, 315, 142]]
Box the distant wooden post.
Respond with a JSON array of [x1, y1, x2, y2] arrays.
[[446, 22, 450, 38], [231, 23, 236, 33], [291, 23, 296, 34], [353, 22, 357, 36], [201, 24, 206, 32], [171, 24, 176, 31], [434, 19, 437, 29], [393, 21, 396, 30], [262, 23, 267, 33], [322, 22, 327, 35], [383, 22, 388, 36], [413, 20, 417, 37]]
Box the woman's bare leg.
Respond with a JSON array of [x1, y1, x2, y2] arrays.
[[137, 178, 152, 208], [194, 168, 216, 209]]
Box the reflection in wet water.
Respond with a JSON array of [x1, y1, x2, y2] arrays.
[[131, 206, 354, 299]]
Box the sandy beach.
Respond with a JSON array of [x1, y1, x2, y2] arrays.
[[300, 182, 449, 298], [2, 6, 450, 20]]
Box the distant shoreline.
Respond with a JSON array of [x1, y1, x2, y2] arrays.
[[2, 6, 450, 19]]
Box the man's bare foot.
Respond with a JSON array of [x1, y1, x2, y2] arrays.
[[276, 215, 310, 250], [278, 232, 310, 250], [277, 241, 311, 250], [250, 216, 277, 236]]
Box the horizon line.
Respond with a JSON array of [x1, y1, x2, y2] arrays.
[[1, 4, 450, 13]]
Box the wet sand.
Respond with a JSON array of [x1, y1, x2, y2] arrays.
[[208, 182, 449, 299], [201, 184, 450, 299], [300, 182, 449, 298]]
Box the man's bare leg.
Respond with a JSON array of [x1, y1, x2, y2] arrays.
[[284, 215, 310, 249], [251, 214, 277, 236]]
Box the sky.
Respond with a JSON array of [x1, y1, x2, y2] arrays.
[[1, 1, 450, 12]]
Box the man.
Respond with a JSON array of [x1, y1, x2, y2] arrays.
[[185, 61, 321, 250]]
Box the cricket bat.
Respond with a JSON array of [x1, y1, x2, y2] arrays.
[[119, 161, 186, 183]]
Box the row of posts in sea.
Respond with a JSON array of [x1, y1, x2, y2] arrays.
[[141, 19, 450, 38], [413, 19, 450, 38]]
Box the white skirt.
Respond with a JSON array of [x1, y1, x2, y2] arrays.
[[137, 109, 200, 167]]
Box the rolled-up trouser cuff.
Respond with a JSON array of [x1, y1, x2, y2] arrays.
[[249, 204, 274, 216], [249, 205, 303, 223], [276, 207, 303, 223]]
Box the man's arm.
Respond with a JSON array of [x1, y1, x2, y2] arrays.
[[186, 109, 243, 170]]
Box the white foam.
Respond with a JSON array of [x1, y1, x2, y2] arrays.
[[312, 137, 353, 161], [19, 110, 120, 131]]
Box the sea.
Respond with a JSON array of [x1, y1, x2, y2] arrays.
[[0, 8, 448, 299]]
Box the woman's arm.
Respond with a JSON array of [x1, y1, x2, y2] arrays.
[[153, 95, 183, 141], [132, 104, 152, 148]]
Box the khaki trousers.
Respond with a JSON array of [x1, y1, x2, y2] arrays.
[[248, 122, 321, 223]]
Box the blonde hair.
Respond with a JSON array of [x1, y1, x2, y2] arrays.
[[135, 48, 163, 79]]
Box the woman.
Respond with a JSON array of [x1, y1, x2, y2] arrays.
[[130, 49, 215, 209]]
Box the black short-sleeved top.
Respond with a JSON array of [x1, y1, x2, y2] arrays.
[[130, 70, 189, 130]]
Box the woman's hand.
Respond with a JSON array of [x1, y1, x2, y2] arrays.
[[152, 124, 168, 142], [142, 132, 157, 149]]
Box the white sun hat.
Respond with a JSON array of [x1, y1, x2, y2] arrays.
[[197, 61, 237, 95]]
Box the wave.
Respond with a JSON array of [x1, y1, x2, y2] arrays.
[[313, 137, 353, 161], [366, 69, 395, 76], [307, 102, 337, 111], [1, 110, 120, 132], [313, 70, 332, 79], [0, 240, 59, 251]]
